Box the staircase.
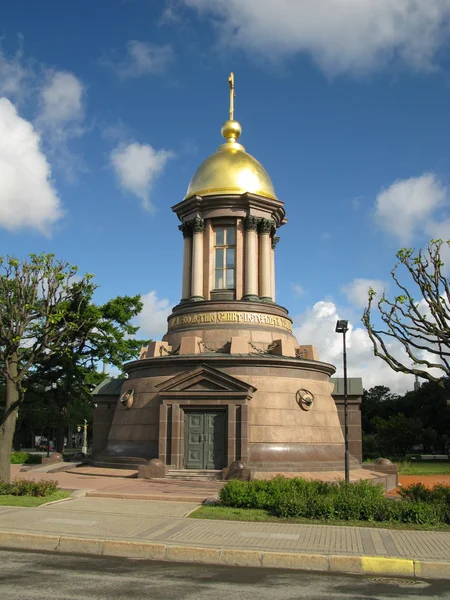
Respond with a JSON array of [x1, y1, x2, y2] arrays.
[[90, 456, 147, 470], [165, 469, 223, 482]]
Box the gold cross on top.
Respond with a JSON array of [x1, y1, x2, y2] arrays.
[[228, 72, 235, 120]]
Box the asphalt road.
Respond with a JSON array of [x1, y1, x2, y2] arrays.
[[1, 550, 450, 600]]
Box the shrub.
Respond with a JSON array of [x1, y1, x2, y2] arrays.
[[10, 452, 29, 464], [10, 452, 42, 465], [399, 483, 450, 505], [0, 478, 59, 497], [219, 477, 450, 525]]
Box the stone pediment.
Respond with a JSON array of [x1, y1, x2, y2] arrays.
[[156, 363, 256, 401]]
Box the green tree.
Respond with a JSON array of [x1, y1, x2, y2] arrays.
[[0, 253, 143, 481], [361, 385, 400, 434], [373, 413, 422, 456], [363, 240, 450, 386]]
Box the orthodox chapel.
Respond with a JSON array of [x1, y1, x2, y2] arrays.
[[92, 74, 392, 486]]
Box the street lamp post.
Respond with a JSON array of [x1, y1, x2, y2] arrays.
[[78, 420, 88, 455], [335, 319, 350, 483], [45, 382, 57, 458]]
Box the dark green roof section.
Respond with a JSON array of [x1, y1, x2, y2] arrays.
[[330, 377, 363, 397], [92, 378, 124, 396]]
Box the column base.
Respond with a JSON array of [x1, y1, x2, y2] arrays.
[[242, 294, 260, 302], [179, 298, 190, 304], [259, 296, 273, 303], [189, 296, 205, 302]]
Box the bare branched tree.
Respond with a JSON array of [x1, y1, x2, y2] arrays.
[[362, 239, 450, 385]]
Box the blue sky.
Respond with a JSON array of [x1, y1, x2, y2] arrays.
[[1, 0, 450, 391]]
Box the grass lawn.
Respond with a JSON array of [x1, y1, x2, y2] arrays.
[[0, 491, 71, 507], [396, 461, 450, 475], [190, 505, 450, 531]]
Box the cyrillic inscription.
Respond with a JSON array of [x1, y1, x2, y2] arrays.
[[168, 311, 292, 332]]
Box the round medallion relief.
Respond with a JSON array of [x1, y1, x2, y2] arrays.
[[296, 389, 314, 411], [120, 388, 134, 409]]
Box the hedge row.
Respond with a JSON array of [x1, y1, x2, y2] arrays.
[[0, 478, 59, 497], [219, 478, 450, 525], [10, 452, 42, 465]]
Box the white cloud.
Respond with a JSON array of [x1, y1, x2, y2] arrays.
[[184, 0, 450, 76], [341, 278, 387, 309], [38, 71, 85, 126], [36, 70, 86, 177], [0, 43, 30, 100], [110, 142, 174, 211], [0, 98, 63, 234], [135, 291, 172, 340], [103, 41, 174, 79], [293, 283, 305, 297], [374, 173, 447, 244], [294, 300, 414, 393]]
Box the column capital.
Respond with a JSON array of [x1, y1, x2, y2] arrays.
[[258, 218, 275, 235], [178, 222, 193, 238], [189, 216, 205, 233], [272, 235, 280, 249], [243, 215, 259, 231]]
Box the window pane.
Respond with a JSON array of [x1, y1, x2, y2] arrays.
[[225, 227, 235, 245], [226, 248, 235, 268], [226, 269, 235, 288], [215, 248, 224, 269], [215, 270, 224, 289], [215, 227, 225, 246]]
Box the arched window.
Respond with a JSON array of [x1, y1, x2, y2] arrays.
[[214, 226, 235, 289]]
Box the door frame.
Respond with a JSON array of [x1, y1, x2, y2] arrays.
[[183, 409, 227, 470], [155, 364, 255, 470]]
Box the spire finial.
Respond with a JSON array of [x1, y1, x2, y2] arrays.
[[228, 72, 235, 120], [221, 71, 242, 143]]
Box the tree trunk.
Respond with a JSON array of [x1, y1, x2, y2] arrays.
[[0, 360, 20, 483]]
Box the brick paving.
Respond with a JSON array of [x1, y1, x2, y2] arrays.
[[0, 496, 449, 562], [10, 465, 223, 502]]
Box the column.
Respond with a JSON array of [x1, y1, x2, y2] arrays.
[[271, 235, 280, 303], [190, 216, 205, 301], [179, 223, 192, 302], [243, 215, 259, 301], [259, 218, 274, 302]]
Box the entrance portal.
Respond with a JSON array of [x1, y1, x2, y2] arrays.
[[184, 411, 226, 469]]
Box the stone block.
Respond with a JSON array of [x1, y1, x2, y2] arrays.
[[0, 532, 59, 552], [329, 555, 362, 574], [138, 458, 166, 479], [262, 552, 328, 571], [272, 339, 297, 358], [147, 341, 171, 358], [297, 345, 319, 360], [179, 336, 202, 355], [360, 556, 414, 577], [103, 540, 166, 560], [58, 536, 104, 555], [221, 549, 263, 567], [229, 336, 250, 354], [415, 560, 450, 580], [166, 545, 221, 564]]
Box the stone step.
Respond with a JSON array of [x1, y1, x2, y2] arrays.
[[90, 458, 147, 470], [166, 469, 223, 482]]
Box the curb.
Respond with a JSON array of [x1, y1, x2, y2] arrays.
[[0, 531, 449, 580], [85, 492, 209, 503]]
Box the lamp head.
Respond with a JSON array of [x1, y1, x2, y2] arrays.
[[335, 319, 349, 333]]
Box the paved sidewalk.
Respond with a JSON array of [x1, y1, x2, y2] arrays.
[[10, 464, 223, 502], [0, 496, 450, 580]]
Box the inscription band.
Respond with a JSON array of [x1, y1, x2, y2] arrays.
[[168, 311, 292, 332]]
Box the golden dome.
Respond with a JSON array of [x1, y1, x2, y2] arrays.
[[184, 119, 277, 201]]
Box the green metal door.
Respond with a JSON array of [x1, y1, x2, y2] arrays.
[[184, 411, 226, 470]]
